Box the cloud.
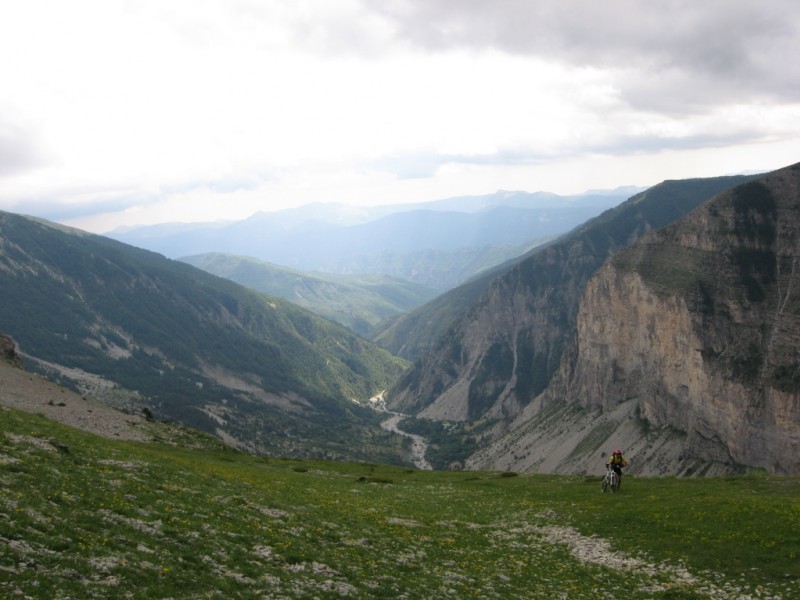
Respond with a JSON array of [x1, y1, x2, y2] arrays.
[[0, 120, 47, 177], [12, 194, 148, 223], [366, 0, 800, 112], [0, 0, 797, 234]]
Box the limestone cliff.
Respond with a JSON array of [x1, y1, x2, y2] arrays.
[[471, 164, 800, 476], [389, 175, 759, 428]]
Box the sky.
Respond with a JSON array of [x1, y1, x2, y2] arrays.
[[1, 0, 799, 234]]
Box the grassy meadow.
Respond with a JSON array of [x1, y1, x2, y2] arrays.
[[1, 405, 798, 599]]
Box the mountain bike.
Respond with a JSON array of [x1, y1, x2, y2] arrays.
[[601, 464, 619, 493]]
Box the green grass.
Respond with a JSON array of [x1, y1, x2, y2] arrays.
[[1, 406, 797, 599]]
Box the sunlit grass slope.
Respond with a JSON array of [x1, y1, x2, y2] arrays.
[[1, 406, 797, 599]]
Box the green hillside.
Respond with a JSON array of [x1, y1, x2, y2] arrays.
[[0, 211, 408, 463], [180, 252, 438, 337], [1, 406, 797, 599], [371, 270, 497, 360]]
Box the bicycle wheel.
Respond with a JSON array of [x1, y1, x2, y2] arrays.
[[601, 476, 608, 493], [610, 473, 618, 493]]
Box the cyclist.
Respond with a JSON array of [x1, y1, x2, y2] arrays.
[[608, 449, 628, 489]]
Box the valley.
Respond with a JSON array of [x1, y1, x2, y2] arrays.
[[3, 4, 798, 597], [1, 166, 799, 598], [1, 166, 799, 478], [361, 390, 433, 470]]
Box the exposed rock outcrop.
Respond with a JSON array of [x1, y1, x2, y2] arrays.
[[473, 163, 800, 476], [0, 333, 23, 368]]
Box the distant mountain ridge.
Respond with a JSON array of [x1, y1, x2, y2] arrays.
[[0, 211, 408, 463], [109, 188, 637, 290]]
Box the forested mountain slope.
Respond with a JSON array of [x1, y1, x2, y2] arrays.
[[180, 252, 437, 337], [0, 212, 408, 463]]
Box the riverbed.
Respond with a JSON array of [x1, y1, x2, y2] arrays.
[[380, 413, 432, 470]]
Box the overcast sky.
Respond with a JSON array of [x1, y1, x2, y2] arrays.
[[1, 0, 799, 233]]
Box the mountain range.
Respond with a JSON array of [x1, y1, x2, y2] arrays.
[[2, 168, 798, 476], [108, 188, 636, 290]]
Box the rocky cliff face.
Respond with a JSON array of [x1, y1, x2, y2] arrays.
[[387, 254, 581, 423], [388, 175, 760, 430], [472, 164, 800, 476]]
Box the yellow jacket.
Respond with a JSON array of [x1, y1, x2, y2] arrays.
[[609, 454, 627, 467]]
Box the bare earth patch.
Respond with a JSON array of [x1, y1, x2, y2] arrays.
[[0, 361, 151, 442]]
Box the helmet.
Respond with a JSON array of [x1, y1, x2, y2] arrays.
[[613, 449, 622, 455]]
